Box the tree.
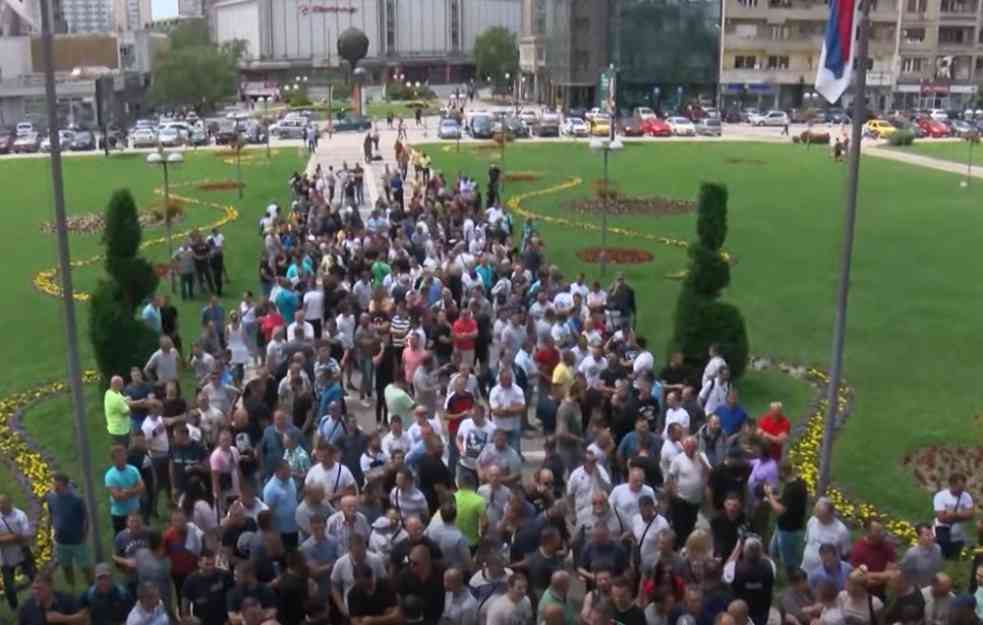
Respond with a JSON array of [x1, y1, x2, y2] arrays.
[[670, 183, 750, 378], [167, 18, 209, 49], [150, 33, 246, 111], [473, 26, 519, 86], [89, 190, 160, 386]]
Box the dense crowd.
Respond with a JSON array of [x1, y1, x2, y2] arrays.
[[4, 140, 983, 625]]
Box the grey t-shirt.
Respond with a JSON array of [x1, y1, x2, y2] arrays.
[[134, 548, 172, 605], [477, 444, 522, 479], [899, 544, 944, 588]]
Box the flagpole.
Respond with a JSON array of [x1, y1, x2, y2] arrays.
[[817, 0, 871, 495]]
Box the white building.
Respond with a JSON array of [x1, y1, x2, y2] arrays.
[[214, 0, 521, 86], [178, 0, 202, 17]]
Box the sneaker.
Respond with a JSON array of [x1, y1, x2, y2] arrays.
[[361, 399, 371, 408]]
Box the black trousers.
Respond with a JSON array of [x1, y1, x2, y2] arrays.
[[2, 557, 36, 609], [670, 497, 700, 549]]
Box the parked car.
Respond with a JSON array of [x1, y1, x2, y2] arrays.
[[950, 119, 976, 138], [517, 110, 539, 125], [695, 118, 722, 137], [535, 112, 561, 137], [562, 117, 589, 137], [584, 107, 602, 122], [750, 110, 790, 127], [12, 132, 40, 153], [190, 127, 210, 146], [633, 106, 657, 120], [99, 127, 127, 150], [740, 108, 760, 122], [438, 118, 462, 140], [332, 115, 371, 132], [130, 127, 158, 148], [641, 117, 672, 137], [621, 117, 645, 137], [242, 121, 267, 144], [271, 119, 305, 140], [471, 116, 494, 139], [722, 109, 743, 123], [71, 130, 96, 151], [0, 129, 16, 154], [41, 129, 75, 152], [214, 120, 242, 145], [863, 119, 896, 138], [503, 116, 529, 138], [157, 126, 184, 147], [15, 121, 34, 136], [915, 117, 948, 138], [929, 108, 949, 122], [590, 114, 612, 137], [668, 116, 696, 136]]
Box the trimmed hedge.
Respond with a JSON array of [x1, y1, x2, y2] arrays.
[[888, 129, 915, 146]]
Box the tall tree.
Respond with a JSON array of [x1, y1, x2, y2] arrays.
[[150, 33, 246, 111], [89, 190, 160, 386], [473, 26, 519, 85], [167, 18, 210, 49], [670, 183, 750, 378]]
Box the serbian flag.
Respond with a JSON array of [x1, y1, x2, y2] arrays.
[[815, 0, 861, 103]]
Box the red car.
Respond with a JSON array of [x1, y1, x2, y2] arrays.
[[916, 117, 948, 138], [641, 117, 672, 137]]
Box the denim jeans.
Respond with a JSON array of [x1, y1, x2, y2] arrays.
[[769, 528, 805, 573], [358, 356, 374, 399], [504, 428, 522, 458]]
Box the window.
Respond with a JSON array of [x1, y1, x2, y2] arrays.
[[940, 0, 968, 12], [767, 55, 789, 68], [976, 56, 983, 70], [901, 56, 924, 72], [903, 27, 925, 43], [939, 26, 968, 44], [734, 55, 757, 68], [386, 0, 395, 52], [737, 0, 758, 6], [769, 24, 786, 39], [450, 0, 460, 50], [906, 0, 926, 11], [533, 0, 546, 35], [735, 23, 757, 38]]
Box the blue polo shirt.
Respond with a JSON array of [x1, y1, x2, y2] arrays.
[[104, 464, 142, 517], [274, 288, 300, 322], [262, 476, 299, 534], [46, 490, 87, 545], [714, 403, 749, 435]]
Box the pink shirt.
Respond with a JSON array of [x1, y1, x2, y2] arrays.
[[209, 446, 241, 497], [402, 346, 427, 384]]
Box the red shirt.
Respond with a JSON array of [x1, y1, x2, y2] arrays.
[[163, 526, 198, 576], [444, 391, 475, 437], [260, 312, 285, 342], [452, 317, 477, 351], [849, 537, 896, 581], [757, 410, 790, 460], [533, 346, 561, 379]]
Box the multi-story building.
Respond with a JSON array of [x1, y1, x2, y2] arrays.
[[214, 0, 521, 87], [62, 0, 113, 32], [178, 0, 203, 17], [519, 0, 547, 102], [721, 0, 983, 112]]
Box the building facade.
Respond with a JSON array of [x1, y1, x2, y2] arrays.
[[178, 0, 203, 17], [214, 0, 521, 86], [62, 0, 113, 32], [720, 0, 983, 112]]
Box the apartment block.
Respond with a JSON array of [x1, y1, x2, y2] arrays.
[[721, 0, 983, 111]]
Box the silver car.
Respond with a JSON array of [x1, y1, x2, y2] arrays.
[[696, 119, 722, 136], [130, 128, 158, 148], [158, 127, 184, 147], [438, 119, 462, 139]]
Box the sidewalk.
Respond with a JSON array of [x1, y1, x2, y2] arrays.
[[866, 144, 980, 179]]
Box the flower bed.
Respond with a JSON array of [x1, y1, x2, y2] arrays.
[[197, 180, 245, 191], [904, 446, 983, 500], [504, 171, 543, 183], [576, 247, 654, 264], [566, 195, 695, 217], [40, 199, 185, 235]]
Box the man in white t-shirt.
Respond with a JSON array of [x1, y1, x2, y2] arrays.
[[456, 406, 496, 480], [485, 572, 534, 625], [663, 391, 691, 437], [632, 337, 655, 378], [608, 467, 656, 524], [932, 473, 975, 559], [488, 369, 525, 455], [632, 495, 670, 572], [305, 442, 357, 507], [302, 286, 325, 338], [381, 418, 413, 458], [287, 311, 316, 341], [660, 423, 685, 477], [566, 449, 612, 520], [667, 436, 711, 548], [702, 344, 727, 387]]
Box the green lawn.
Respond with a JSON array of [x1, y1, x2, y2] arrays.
[[890, 139, 982, 168], [0, 147, 303, 614], [427, 140, 983, 523]]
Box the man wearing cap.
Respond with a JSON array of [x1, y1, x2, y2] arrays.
[[79, 563, 133, 625]]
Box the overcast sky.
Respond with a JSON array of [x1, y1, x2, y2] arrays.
[[153, 0, 178, 20]]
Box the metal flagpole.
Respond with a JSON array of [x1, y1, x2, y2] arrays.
[[817, 0, 871, 495], [40, 0, 105, 560]]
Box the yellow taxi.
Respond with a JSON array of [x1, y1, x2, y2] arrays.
[[591, 114, 612, 137], [863, 119, 897, 138]]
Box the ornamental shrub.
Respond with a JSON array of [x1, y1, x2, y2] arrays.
[[89, 189, 160, 386], [887, 129, 915, 146], [670, 182, 750, 379]]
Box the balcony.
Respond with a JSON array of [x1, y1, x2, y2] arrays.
[[723, 34, 823, 52], [720, 67, 812, 84]]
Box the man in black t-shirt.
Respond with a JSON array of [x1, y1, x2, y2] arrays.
[[389, 516, 444, 572], [417, 434, 454, 515], [79, 563, 134, 625], [610, 575, 646, 625], [348, 562, 402, 623], [18, 575, 81, 625], [182, 551, 233, 625], [221, 502, 259, 567], [169, 424, 207, 499], [730, 538, 775, 625], [764, 462, 808, 574], [225, 561, 276, 625], [397, 545, 445, 625]]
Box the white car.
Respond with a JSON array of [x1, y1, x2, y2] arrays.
[[41, 129, 75, 152], [15, 121, 34, 136], [668, 116, 696, 136], [157, 127, 184, 147], [518, 109, 539, 125], [130, 128, 158, 148], [750, 110, 790, 126], [929, 108, 948, 122], [562, 117, 589, 137], [634, 107, 656, 120]]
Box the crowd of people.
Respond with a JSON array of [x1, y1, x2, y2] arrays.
[[3, 138, 983, 625]]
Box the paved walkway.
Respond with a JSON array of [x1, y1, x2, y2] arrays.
[[866, 143, 979, 180]]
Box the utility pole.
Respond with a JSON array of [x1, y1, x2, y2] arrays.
[[40, 0, 104, 560], [817, 0, 871, 495]]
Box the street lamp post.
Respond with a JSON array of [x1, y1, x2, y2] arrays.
[[233, 137, 243, 199], [260, 96, 271, 159], [589, 136, 624, 277], [145, 149, 184, 293]]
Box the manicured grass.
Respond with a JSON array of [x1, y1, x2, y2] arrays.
[[890, 139, 982, 167], [427, 140, 983, 522]]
